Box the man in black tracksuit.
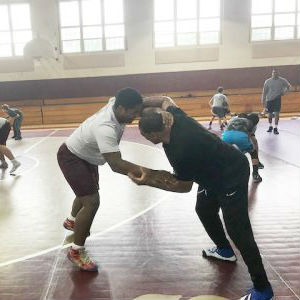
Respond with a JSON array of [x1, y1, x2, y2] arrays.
[[129, 97, 274, 300]]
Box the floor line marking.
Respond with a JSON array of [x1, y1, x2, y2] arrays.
[[261, 253, 300, 299], [0, 193, 171, 268], [40, 232, 68, 300], [23, 130, 57, 154]]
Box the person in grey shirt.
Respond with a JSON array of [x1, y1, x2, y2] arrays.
[[261, 69, 292, 134], [208, 87, 230, 131], [1, 104, 23, 140]]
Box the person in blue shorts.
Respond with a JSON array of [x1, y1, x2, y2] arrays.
[[222, 113, 262, 183]]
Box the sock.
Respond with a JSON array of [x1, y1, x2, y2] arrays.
[[69, 215, 76, 221], [11, 159, 19, 166], [253, 165, 259, 174], [274, 125, 278, 128], [209, 121, 212, 126], [71, 243, 84, 250]]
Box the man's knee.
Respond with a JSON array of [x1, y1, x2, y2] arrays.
[[195, 190, 217, 219], [81, 193, 100, 211]]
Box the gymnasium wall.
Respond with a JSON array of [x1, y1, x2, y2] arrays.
[[0, 0, 299, 100]]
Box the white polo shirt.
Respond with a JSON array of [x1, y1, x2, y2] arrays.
[[66, 98, 125, 166]]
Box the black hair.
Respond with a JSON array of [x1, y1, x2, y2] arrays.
[[217, 86, 224, 93], [114, 87, 143, 109], [139, 112, 164, 134], [238, 112, 259, 126]]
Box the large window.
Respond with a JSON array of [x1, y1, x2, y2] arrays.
[[251, 0, 300, 41], [59, 0, 125, 53], [154, 0, 221, 48], [0, 3, 32, 57]]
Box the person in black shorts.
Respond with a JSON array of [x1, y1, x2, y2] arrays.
[[222, 113, 264, 183], [208, 87, 230, 131], [129, 98, 274, 300], [261, 69, 292, 134]]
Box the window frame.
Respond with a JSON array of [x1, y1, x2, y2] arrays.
[[250, 0, 300, 42], [153, 0, 223, 49], [0, 1, 32, 57], [58, 0, 126, 54]]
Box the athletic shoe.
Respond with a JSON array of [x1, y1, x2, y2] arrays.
[[63, 218, 75, 231], [253, 173, 262, 183], [67, 247, 98, 272], [15, 137, 22, 140], [258, 162, 264, 169], [63, 218, 90, 236], [0, 161, 8, 169], [267, 126, 273, 132], [10, 161, 21, 174], [202, 247, 237, 262], [239, 286, 274, 300], [273, 128, 279, 135], [208, 126, 212, 130]]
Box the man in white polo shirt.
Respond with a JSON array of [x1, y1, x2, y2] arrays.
[[57, 87, 170, 271]]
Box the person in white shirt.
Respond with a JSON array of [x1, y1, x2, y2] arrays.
[[208, 87, 230, 131], [0, 117, 21, 173], [57, 87, 172, 271], [261, 69, 292, 134]]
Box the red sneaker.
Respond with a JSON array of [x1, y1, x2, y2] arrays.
[[63, 218, 75, 231], [67, 248, 98, 272]]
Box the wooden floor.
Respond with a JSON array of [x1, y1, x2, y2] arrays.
[[0, 119, 299, 300]]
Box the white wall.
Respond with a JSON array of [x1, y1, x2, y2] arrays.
[[0, 0, 299, 82]]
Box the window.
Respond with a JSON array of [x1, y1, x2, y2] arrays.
[[59, 0, 125, 53], [251, 0, 300, 41], [0, 3, 32, 57], [154, 0, 221, 48]]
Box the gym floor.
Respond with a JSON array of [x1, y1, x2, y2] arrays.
[[0, 118, 299, 300]]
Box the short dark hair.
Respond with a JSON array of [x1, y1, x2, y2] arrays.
[[217, 86, 224, 93], [114, 87, 143, 109], [238, 112, 259, 126], [139, 112, 164, 134]]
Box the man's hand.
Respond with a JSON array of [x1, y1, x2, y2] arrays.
[[128, 167, 193, 193], [128, 167, 150, 186]]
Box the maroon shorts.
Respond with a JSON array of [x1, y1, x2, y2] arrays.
[[0, 122, 11, 145], [57, 143, 99, 197]]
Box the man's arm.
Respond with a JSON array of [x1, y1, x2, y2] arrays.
[[128, 167, 193, 193], [143, 96, 178, 111], [261, 81, 268, 107], [223, 95, 229, 108], [282, 78, 293, 94], [102, 152, 143, 177]]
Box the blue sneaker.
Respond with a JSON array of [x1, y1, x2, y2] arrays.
[[240, 287, 274, 300], [202, 246, 237, 262]]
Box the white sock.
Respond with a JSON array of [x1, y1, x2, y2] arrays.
[[274, 125, 278, 128], [68, 215, 75, 221], [71, 243, 84, 250]]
